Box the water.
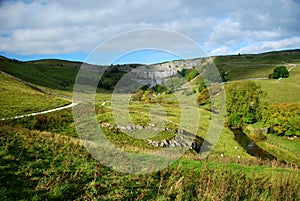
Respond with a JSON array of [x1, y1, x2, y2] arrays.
[[232, 129, 276, 160]]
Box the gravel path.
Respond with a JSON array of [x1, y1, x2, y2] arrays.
[[1, 102, 78, 121], [1, 70, 78, 121]]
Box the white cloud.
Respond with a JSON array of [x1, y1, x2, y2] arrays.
[[238, 37, 300, 54], [0, 0, 299, 57], [209, 46, 233, 56]]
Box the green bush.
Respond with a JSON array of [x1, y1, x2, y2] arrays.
[[262, 103, 300, 137], [272, 66, 289, 79], [197, 88, 210, 105], [178, 68, 199, 81], [226, 81, 265, 127], [198, 81, 206, 93]]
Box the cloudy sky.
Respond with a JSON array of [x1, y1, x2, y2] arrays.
[[0, 0, 299, 64]]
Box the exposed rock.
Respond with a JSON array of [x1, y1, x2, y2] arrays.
[[101, 123, 111, 127], [100, 122, 209, 153], [116, 58, 208, 86]]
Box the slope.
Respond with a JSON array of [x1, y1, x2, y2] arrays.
[[0, 57, 80, 91], [0, 72, 69, 118]]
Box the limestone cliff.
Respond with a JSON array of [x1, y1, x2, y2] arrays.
[[116, 57, 211, 86]]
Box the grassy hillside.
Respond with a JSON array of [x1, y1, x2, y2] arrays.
[[1, 49, 299, 92], [0, 57, 80, 91], [0, 49, 299, 200], [214, 49, 300, 80], [255, 65, 300, 103], [0, 72, 69, 118], [0, 121, 299, 200], [0, 57, 131, 92]]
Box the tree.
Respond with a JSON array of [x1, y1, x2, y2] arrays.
[[272, 66, 289, 79], [196, 81, 210, 105], [226, 81, 265, 127], [178, 68, 199, 81], [197, 88, 210, 105], [198, 81, 207, 93], [220, 71, 229, 82], [261, 103, 300, 137]]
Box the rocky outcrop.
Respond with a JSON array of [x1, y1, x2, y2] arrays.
[[100, 122, 210, 153], [147, 129, 207, 153], [116, 58, 210, 86]]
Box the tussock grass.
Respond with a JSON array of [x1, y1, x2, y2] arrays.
[[0, 125, 299, 200], [0, 73, 69, 118]]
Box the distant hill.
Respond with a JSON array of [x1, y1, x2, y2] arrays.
[[0, 56, 80, 91], [213, 49, 300, 80], [0, 49, 299, 91]]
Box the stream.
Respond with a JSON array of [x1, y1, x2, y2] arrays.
[[232, 129, 277, 160]]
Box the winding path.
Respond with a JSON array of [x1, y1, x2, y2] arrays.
[[1, 102, 78, 121], [1, 70, 78, 121]]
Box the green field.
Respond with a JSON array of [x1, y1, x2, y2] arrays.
[[255, 65, 300, 103], [0, 50, 299, 200], [214, 49, 300, 81], [1, 121, 299, 200], [0, 73, 69, 118], [0, 58, 80, 91]]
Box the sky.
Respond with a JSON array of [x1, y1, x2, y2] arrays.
[[0, 0, 299, 64]]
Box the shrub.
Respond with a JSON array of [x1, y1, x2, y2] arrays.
[[226, 81, 265, 127], [272, 66, 289, 79], [198, 81, 206, 93], [197, 88, 210, 105], [262, 103, 300, 137], [178, 68, 199, 81]]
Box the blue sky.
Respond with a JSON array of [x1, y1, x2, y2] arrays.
[[0, 0, 300, 64]]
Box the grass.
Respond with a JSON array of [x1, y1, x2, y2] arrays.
[[0, 49, 300, 200], [8, 97, 297, 167], [266, 134, 300, 153], [255, 65, 300, 103], [0, 73, 69, 118], [214, 49, 300, 81], [211, 127, 252, 158], [93, 92, 275, 163], [0, 58, 80, 91], [257, 141, 300, 166], [258, 134, 300, 165], [79, 86, 299, 165], [218, 63, 275, 80], [0, 123, 299, 200]]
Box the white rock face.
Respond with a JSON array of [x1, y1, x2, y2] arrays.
[[130, 65, 176, 85], [117, 58, 209, 86]]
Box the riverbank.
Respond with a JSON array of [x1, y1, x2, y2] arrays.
[[232, 125, 300, 166]]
